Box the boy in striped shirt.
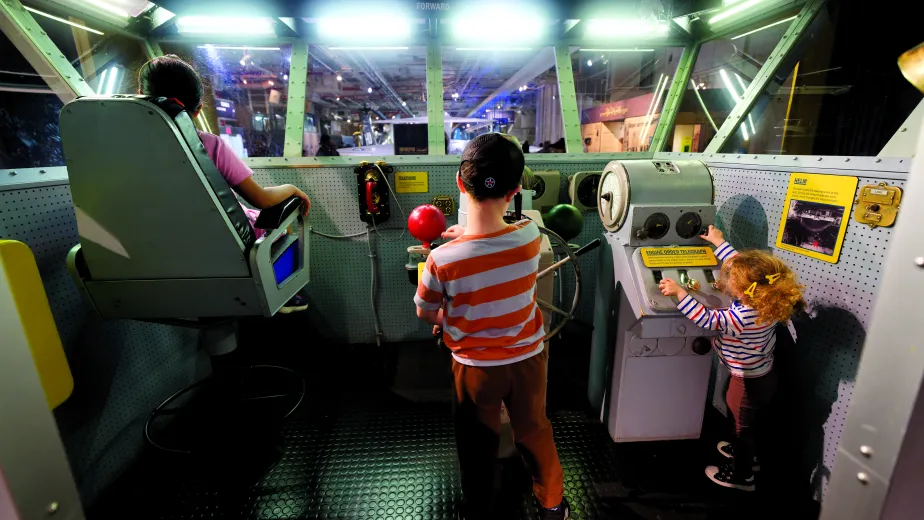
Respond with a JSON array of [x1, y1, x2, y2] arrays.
[[415, 134, 568, 520], [659, 226, 804, 492]]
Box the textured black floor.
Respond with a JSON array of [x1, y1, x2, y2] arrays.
[[86, 317, 819, 520]]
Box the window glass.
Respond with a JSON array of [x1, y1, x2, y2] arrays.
[[300, 45, 427, 157], [0, 29, 66, 169], [574, 47, 683, 153], [161, 43, 292, 158], [28, 7, 145, 95], [720, 3, 924, 155], [442, 47, 562, 155], [664, 15, 792, 153]]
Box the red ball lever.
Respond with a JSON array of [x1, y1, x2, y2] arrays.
[[408, 204, 447, 249]]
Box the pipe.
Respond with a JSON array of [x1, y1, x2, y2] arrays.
[[366, 227, 383, 347]]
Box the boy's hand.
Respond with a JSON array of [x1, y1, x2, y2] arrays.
[[442, 225, 465, 240], [699, 225, 724, 246], [659, 278, 688, 299], [294, 188, 311, 216], [432, 325, 442, 337]]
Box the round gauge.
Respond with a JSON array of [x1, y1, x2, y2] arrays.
[[530, 176, 546, 199], [577, 174, 601, 208], [676, 211, 703, 239], [643, 213, 670, 240], [597, 163, 630, 232]]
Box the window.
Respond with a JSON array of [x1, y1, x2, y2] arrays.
[[0, 29, 66, 169], [574, 47, 683, 153], [160, 43, 293, 158], [302, 45, 427, 157], [27, 6, 145, 95], [720, 3, 924, 155], [665, 15, 792, 153], [442, 47, 561, 155]]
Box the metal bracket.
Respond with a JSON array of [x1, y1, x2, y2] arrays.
[[704, 0, 827, 153], [554, 44, 582, 153], [284, 41, 309, 157], [650, 44, 701, 153], [425, 39, 445, 155], [0, 0, 93, 102]]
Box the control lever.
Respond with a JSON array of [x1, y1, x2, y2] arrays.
[[538, 238, 601, 280]]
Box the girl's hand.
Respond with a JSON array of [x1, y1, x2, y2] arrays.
[[294, 188, 311, 216], [432, 325, 442, 337], [659, 278, 687, 299], [699, 225, 724, 245], [442, 224, 465, 240]]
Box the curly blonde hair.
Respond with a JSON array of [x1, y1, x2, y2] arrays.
[[721, 250, 805, 325]]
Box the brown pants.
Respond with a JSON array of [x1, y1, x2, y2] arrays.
[[726, 369, 778, 476], [452, 347, 564, 512]]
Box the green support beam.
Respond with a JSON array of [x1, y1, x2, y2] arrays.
[[142, 40, 163, 60], [650, 43, 701, 153], [554, 44, 582, 154], [0, 0, 93, 102], [284, 41, 309, 157], [425, 40, 445, 155], [704, 0, 826, 153]]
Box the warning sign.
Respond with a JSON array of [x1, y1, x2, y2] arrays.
[[640, 247, 718, 268], [396, 172, 429, 193], [417, 262, 425, 283]]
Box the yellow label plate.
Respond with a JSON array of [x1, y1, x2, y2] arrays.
[[640, 246, 718, 268], [417, 262, 425, 283], [396, 172, 429, 193]]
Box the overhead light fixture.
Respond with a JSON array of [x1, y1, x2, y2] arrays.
[[24, 6, 104, 35], [585, 19, 669, 38], [336, 74, 343, 81], [336, 96, 340, 101], [319, 17, 411, 40], [453, 10, 544, 42], [401, 101, 407, 106], [587, 60, 593, 66], [242, 79, 247, 84], [82, 0, 130, 18], [176, 17, 275, 35], [283, 74, 288, 80], [268, 80, 274, 86], [709, 0, 766, 25], [579, 48, 655, 52], [719, 69, 749, 140], [239, 59, 246, 66], [734, 73, 757, 134], [455, 47, 533, 51], [391, 115, 396, 119], [367, 87, 373, 93], [347, 119, 351, 123], [96, 66, 121, 95], [199, 45, 281, 51], [328, 47, 409, 51], [730, 15, 797, 39]]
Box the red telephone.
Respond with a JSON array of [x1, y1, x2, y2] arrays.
[[365, 178, 379, 214], [355, 162, 392, 224]]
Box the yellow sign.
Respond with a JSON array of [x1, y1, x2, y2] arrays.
[[681, 136, 693, 153], [640, 247, 718, 268], [396, 172, 429, 193], [776, 173, 858, 263], [417, 262, 425, 283]]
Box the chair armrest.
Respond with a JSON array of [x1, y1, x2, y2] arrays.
[[254, 196, 302, 230]]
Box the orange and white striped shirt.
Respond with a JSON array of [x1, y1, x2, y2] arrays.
[[414, 220, 545, 366]]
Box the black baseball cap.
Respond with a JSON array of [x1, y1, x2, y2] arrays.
[[459, 133, 526, 200]]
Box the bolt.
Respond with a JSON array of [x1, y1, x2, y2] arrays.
[[47, 502, 59, 514], [9, 171, 16, 176], [857, 472, 869, 484], [915, 257, 924, 267], [859, 445, 873, 457]]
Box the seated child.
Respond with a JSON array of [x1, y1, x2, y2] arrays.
[[659, 225, 804, 491], [415, 133, 570, 519]]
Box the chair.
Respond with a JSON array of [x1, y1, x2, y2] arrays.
[[61, 95, 309, 453]]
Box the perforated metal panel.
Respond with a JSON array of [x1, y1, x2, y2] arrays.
[[710, 165, 907, 500], [0, 184, 207, 506], [253, 161, 612, 344]]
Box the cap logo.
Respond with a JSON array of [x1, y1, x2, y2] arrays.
[[485, 177, 496, 188]]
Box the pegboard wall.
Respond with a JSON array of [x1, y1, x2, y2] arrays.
[[252, 161, 609, 345], [709, 163, 907, 501], [0, 185, 208, 506]]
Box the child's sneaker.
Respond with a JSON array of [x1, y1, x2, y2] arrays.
[[538, 497, 570, 520], [278, 290, 309, 314], [717, 441, 760, 471], [705, 463, 756, 491]]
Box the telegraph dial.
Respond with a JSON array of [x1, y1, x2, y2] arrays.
[[597, 164, 630, 232], [530, 175, 546, 200], [576, 173, 601, 208]]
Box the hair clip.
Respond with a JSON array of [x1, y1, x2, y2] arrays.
[[766, 273, 781, 285], [744, 282, 758, 297]]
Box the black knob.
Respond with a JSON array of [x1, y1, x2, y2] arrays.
[[601, 192, 612, 202], [692, 337, 711, 355], [636, 229, 649, 239]]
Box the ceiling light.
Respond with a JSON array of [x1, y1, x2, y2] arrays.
[[587, 60, 593, 66], [455, 47, 533, 51], [319, 17, 411, 40], [283, 74, 288, 80], [709, 0, 766, 25], [23, 6, 104, 35], [198, 45, 281, 51], [730, 15, 797, 39], [402, 101, 407, 106], [347, 119, 351, 123], [336, 74, 343, 81], [328, 47, 410, 51], [391, 115, 396, 119], [239, 59, 246, 66], [268, 80, 274, 86], [82, 0, 130, 18], [453, 11, 544, 42], [579, 48, 655, 52], [242, 79, 247, 84], [367, 87, 373, 93], [585, 19, 669, 38], [177, 17, 275, 35], [336, 96, 340, 101]]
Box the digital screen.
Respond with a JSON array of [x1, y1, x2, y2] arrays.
[[273, 240, 299, 286]]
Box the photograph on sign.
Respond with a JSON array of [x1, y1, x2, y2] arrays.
[[775, 173, 858, 263]]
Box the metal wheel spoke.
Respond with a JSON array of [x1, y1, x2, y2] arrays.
[[538, 298, 570, 318]]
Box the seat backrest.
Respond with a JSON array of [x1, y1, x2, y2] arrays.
[[60, 96, 255, 281]]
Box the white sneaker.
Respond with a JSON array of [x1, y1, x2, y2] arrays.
[[717, 441, 760, 471]]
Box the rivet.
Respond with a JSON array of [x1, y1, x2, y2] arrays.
[[817, 157, 823, 161], [9, 171, 16, 176], [857, 472, 869, 484], [900, 127, 907, 132], [860, 445, 873, 456], [915, 257, 924, 267], [846, 158, 851, 162], [47, 502, 59, 514], [875, 158, 882, 163]]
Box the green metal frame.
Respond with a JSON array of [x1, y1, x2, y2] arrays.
[[0, 0, 93, 102], [649, 43, 701, 153], [554, 44, 582, 153], [703, 0, 827, 153], [425, 39, 445, 155], [284, 41, 309, 157], [141, 40, 163, 60]]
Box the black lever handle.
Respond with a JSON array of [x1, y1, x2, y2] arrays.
[[574, 238, 602, 257]]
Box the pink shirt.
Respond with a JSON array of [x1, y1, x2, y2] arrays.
[[197, 131, 263, 238]]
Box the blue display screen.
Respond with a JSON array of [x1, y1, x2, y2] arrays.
[[273, 240, 299, 286]]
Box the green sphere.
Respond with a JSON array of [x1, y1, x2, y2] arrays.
[[544, 204, 584, 241]]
